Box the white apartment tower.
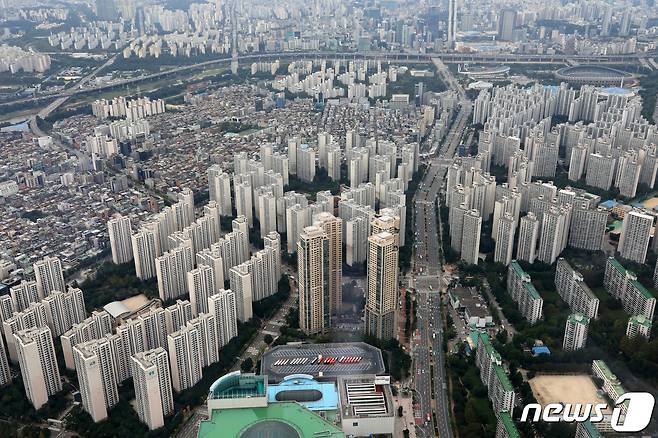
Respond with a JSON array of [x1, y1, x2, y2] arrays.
[[618, 211, 653, 264], [228, 265, 253, 322], [208, 289, 238, 349], [234, 180, 253, 227], [73, 339, 119, 422], [10, 281, 39, 312], [33, 256, 65, 299], [187, 264, 217, 316], [563, 313, 589, 352], [15, 326, 62, 409], [461, 209, 482, 265], [207, 165, 233, 216], [517, 213, 539, 263], [131, 348, 174, 431], [167, 325, 202, 392], [108, 215, 134, 264], [156, 239, 194, 301], [132, 225, 161, 280], [494, 213, 516, 266]]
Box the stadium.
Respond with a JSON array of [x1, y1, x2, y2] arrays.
[[554, 65, 636, 86]]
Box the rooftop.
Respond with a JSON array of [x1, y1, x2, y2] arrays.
[[267, 374, 339, 412], [499, 411, 521, 438], [198, 401, 344, 438], [260, 342, 385, 382], [208, 371, 267, 400]]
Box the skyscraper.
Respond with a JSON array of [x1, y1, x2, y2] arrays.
[[297, 226, 330, 335], [15, 326, 62, 409], [447, 0, 457, 49], [108, 215, 133, 265], [33, 256, 65, 299], [498, 9, 516, 41], [131, 348, 174, 430], [313, 212, 343, 315], [365, 231, 399, 340]]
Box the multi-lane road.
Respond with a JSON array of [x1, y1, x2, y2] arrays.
[[411, 56, 471, 438]]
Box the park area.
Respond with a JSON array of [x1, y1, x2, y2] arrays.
[[529, 374, 610, 412]]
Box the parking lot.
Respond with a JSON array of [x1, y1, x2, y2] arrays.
[[261, 342, 386, 382]]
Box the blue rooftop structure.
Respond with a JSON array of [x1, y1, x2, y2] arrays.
[[532, 346, 551, 356], [266, 374, 339, 412], [600, 200, 618, 209]]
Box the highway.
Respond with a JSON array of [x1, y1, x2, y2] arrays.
[[2, 48, 650, 112], [411, 55, 472, 438]]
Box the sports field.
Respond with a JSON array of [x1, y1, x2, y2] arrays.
[[529, 374, 610, 412]]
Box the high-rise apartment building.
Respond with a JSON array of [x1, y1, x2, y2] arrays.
[[208, 289, 238, 349], [498, 9, 516, 41], [517, 213, 539, 263], [298, 226, 330, 335], [0, 333, 10, 386], [108, 215, 133, 265], [604, 258, 655, 320], [3, 301, 48, 362], [164, 299, 193, 335], [185, 313, 218, 368], [42, 287, 86, 336], [167, 325, 203, 392], [33, 256, 65, 299], [626, 315, 652, 340], [15, 326, 62, 409], [156, 239, 194, 301], [132, 224, 161, 280], [10, 281, 39, 312], [618, 211, 653, 264], [494, 213, 515, 266], [73, 338, 119, 422], [508, 262, 543, 324], [365, 232, 399, 340], [537, 207, 569, 265], [555, 259, 600, 319], [207, 165, 233, 216], [228, 264, 253, 322], [187, 264, 217, 316], [563, 313, 589, 352], [61, 310, 113, 370], [131, 348, 174, 430], [234, 180, 253, 227], [461, 209, 482, 265], [568, 205, 606, 251], [313, 212, 343, 314]]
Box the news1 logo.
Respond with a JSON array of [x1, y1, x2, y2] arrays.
[[520, 392, 655, 433]]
